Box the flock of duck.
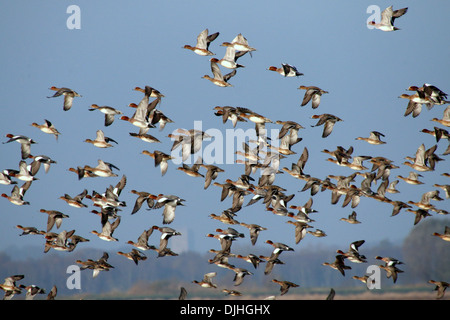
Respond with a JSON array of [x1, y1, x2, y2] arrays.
[[1, 5, 450, 300]]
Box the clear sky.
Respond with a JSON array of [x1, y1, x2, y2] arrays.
[[0, 1, 449, 260]]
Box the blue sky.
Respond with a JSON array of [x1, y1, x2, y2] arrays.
[[0, 1, 449, 261]]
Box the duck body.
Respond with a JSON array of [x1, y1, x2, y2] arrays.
[[184, 29, 219, 56], [47, 86, 81, 111], [368, 6, 408, 31]]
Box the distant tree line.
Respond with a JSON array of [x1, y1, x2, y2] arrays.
[[0, 218, 448, 299]]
